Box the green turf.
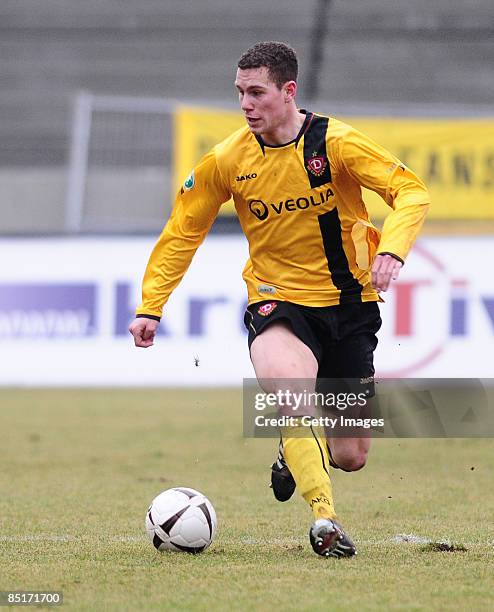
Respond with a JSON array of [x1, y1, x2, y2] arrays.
[[1, 389, 493, 611]]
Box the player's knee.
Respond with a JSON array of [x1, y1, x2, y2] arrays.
[[261, 364, 295, 381], [334, 449, 368, 472]]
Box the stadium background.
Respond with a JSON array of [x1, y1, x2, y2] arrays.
[[1, 3, 494, 609], [0, 0, 492, 385]]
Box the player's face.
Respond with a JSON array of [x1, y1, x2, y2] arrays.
[[235, 67, 289, 136]]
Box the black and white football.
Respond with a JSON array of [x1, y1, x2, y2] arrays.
[[145, 487, 217, 553]]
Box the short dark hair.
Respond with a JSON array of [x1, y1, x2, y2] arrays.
[[237, 41, 298, 89]]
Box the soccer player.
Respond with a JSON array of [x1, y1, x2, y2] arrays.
[[129, 42, 430, 558]]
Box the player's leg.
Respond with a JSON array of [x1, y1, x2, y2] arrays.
[[250, 319, 336, 522], [324, 302, 381, 472], [303, 305, 378, 557], [327, 436, 370, 472], [246, 302, 357, 557], [250, 319, 317, 380]]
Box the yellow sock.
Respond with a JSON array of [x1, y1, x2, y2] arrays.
[[281, 423, 336, 520]]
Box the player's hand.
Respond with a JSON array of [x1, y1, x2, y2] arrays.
[[371, 253, 402, 292], [128, 317, 160, 348]]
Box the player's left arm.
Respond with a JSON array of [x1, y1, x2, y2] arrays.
[[339, 127, 431, 290]]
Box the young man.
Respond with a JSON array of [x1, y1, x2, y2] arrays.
[[129, 42, 430, 558]]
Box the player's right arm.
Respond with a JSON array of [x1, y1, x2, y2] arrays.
[[129, 148, 231, 347], [129, 316, 160, 348]]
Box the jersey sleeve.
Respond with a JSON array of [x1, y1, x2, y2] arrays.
[[338, 126, 430, 262], [135, 148, 231, 318]]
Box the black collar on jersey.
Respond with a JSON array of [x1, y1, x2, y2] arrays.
[[254, 110, 313, 154], [254, 109, 332, 188]]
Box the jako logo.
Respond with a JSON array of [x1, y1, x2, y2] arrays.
[[236, 173, 257, 181], [248, 188, 334, 221]]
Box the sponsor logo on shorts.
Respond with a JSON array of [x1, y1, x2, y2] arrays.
[[258, 302, 278, 317], [307, 153, 328, 177], [360, 376, 374, 384]]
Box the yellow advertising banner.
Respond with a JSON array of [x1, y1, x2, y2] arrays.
[[174, 105, 494, 219], [173, 105, 244, 215]]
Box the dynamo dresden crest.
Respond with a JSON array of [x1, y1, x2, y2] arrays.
[[307, 154, 327, 177], [258, 302, 278, 317]]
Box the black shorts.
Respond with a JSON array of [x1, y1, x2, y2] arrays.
[[244, 300, 382, 396]]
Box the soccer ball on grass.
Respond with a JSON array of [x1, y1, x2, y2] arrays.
[[145, 487, 217, 553]]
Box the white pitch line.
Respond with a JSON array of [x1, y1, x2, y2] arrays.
[[0, 534, 492, 547], [392, 534, 431, 544], [0, 535, 143, 543], [240, 536, 490, 547]]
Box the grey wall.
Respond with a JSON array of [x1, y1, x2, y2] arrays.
[[1, 0, 492, 166], [0, 1, 492, 233]]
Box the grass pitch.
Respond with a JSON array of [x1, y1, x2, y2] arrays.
[[1, 389, 493, 611]]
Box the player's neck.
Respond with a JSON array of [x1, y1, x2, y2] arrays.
[[261, 108, 306, 146]]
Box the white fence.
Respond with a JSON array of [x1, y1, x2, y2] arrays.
[[64, 92, 492, 235], [66, 92, 178, 233], [0, 235, 493, 386]]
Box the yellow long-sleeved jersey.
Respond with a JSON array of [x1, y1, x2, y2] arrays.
[[136, 111, 430, 318]]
